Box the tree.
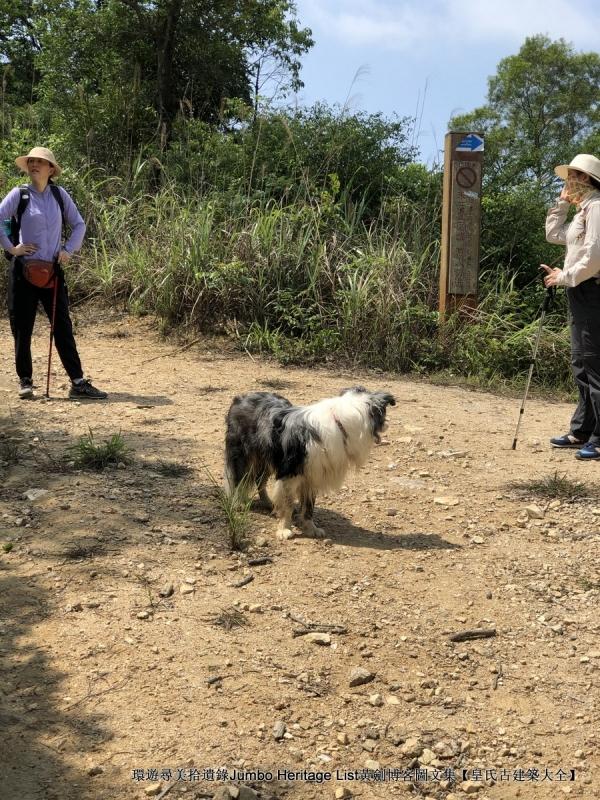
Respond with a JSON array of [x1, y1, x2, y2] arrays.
[[0, 0, 313, 169], [450, 36, 600, 193]]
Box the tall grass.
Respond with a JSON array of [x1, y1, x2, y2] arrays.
[[65, 157, 572, 392]]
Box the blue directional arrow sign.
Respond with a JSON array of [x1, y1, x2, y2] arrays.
[[456, 133, 484, 152]]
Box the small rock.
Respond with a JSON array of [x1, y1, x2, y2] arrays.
[[255, 536, 268, 547], [180, 584, 195, 595], [337, 732, 350, 745], [399, 737, 423, 757], [462, 781, 483, 794], [87, 765, 103, 777], [364, 759, 380, 771], [524, 504, 544, 520], [237, 787, 259, 800], [306, 632, 331, 645], [23, 488, 49, 502], [159, 583, 174, 598], [248, 603, 262, 613], [273, 720, 286, 740], [362, 738, 377, 752], [136, 611, 150, 620], [419, 748, 436, 765], [433, 496, 460, 507], [335, 789, 353, 799], [212, 789, 233, 800], [385, 695, 400, 705], [144, 783, 163, 797], [368, 693, 383, 707], [349, 668, 375, 687]]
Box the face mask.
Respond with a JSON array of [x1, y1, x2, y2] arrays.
[[565, 176, 593, 204]]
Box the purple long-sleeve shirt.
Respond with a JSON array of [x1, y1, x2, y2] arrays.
[[0, 183, 86, 261]]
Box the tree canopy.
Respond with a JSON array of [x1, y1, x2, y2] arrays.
[[450, 36, 600, 193]]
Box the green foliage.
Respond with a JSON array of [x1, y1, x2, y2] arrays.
[[67, 430, 132, 470], [451, 36, 600, 193]]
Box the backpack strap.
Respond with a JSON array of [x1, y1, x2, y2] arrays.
[[14, 186, 30, 234], [48, 183, 66, 240], [13, 184, 65, 238]]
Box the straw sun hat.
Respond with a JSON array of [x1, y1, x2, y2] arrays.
[[554, 153, 600, 183], [14, 146, 62, 177]]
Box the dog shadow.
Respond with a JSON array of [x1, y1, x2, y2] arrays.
[[307, 508, 461, 552]]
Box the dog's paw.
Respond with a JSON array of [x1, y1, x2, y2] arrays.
[[276, 527, 295, 541], [302, 522, 326, 539]]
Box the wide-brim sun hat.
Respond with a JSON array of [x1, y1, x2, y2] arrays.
[[15, 146, 62, 177], [555, 153, 600, 182]]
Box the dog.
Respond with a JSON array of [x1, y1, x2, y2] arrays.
[[224, 386, 396, 540]]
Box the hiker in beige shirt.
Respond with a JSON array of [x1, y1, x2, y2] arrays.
[[542, 154, 600, 460]]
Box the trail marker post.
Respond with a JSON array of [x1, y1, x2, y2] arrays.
[[439, 131, 484, 319]]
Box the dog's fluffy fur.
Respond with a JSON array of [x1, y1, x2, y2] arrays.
[[224, 386, 395, 540]]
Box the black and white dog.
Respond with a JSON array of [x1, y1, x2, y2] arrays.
[[224, 387, 395, 540]]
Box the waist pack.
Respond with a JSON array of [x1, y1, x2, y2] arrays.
[[23, 259, 56, 289]]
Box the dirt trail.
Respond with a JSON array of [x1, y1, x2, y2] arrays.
[[0, 308, 599, 800]]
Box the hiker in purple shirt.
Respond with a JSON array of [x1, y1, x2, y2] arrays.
[[0, 147, 106, 399]]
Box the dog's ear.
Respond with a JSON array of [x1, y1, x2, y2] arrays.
[[373, 391, 396, 408], [340, 385, 368, 396]]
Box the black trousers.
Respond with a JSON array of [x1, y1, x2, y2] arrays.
[[569, 321, 600, 444], [7, 260, 83, 382]]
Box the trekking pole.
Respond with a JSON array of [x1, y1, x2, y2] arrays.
[[511, 286, 555, 450], [45, 269, 59, 398]]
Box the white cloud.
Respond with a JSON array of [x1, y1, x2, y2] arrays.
[[299, 0, 600, 50]]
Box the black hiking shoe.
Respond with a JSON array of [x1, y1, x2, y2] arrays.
[[19, 378, 34, 399], [69, 379, 108, 400]]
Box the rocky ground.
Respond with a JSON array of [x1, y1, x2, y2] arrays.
[[0, 307, 599, 800]]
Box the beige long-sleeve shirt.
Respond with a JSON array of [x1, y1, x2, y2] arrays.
[[545, 190, 600, 287]]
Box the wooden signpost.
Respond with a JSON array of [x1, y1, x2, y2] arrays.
[[439, 131, 484, 318]]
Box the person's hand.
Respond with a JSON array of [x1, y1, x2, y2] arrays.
[[559, 185, 572, 203], [58, 250, 71, 265], [10, 243, 37, 257], [541, 264, 562, 287]]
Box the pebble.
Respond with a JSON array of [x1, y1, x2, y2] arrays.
[[337, 732, 350, 745], [335, 789, 353, 799], [462, 781, 483, 794], [136, 611, 150, 620], [524, 504, 544, 520], [180, 584, 195, 595], [87, 765, 103, 776], [368, 693, 383, 707], [349, 668, 375, 687], [144, 783, 163, 796], [273, 720, 286, 740], [433, 496, 460, 506], [399, 737, 423, 757], [159, 583, 174, 598], [22, 488, 49, 502], [306, 632, 331, 645]]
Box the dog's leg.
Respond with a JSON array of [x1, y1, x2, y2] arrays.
[[271, 480, 295, 540], [257, 473, 273, 511], [224, 445, 250, 499], [299, 484, 325, 538]]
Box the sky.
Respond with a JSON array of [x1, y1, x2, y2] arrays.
[[291, 0, 600, 166]]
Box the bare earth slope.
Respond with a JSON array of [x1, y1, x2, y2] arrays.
[[0, 309, 598, 800]]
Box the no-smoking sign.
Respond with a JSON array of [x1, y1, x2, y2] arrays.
[[456, 166, 477, 188]]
